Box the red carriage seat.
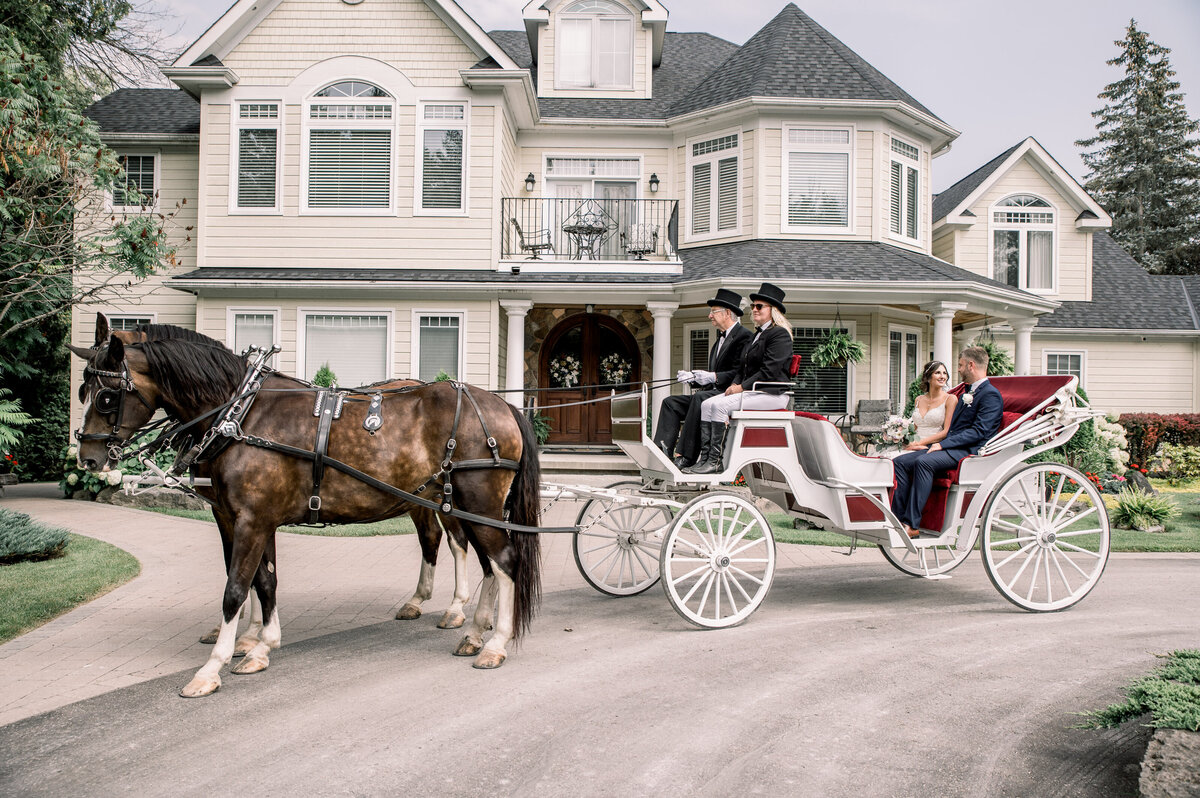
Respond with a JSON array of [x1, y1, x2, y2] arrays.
[[917, 375, 1075, 531]]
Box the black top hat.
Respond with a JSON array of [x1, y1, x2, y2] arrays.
[[748, 282, 787, 315], [706, 288, 744, 316]]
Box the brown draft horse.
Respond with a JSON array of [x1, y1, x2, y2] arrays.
[[107, 318, 476, 647], [73, 319, 541, 697]]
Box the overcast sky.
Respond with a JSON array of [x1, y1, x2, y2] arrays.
[[151, 0, 1200, 191]]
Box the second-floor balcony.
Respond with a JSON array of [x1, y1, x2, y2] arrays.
[[502, 198, 680, 269]]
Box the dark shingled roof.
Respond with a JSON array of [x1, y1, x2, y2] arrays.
[[932, 141, 1021, 223], [84, 89, 200, 135], [677, 239, 1015, 288], [484, 29, 739, 120], [669, 4, 941, 120], [1037, 234, 1198, 331]]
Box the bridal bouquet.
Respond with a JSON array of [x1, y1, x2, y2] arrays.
[[881, 414, 917, 445]]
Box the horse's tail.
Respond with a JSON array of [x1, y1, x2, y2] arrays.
[[507, 402, 542, 641]]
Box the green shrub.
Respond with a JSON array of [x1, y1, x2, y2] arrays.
[[972, 337, 1015, 376], [433, 370, 453, 382], [60, 434, 180, 499], [0, 508, 69, 564], [902, 376, 922, 417], [1111, 487, 1180, 531], [313, 363, 337, 387], [528, 411, 552, 445], [1118, 413, 1200, 466], [1078, 650, 1200, 732], [1149, 443, 1200, 486]]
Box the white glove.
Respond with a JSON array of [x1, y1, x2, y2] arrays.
[[675, 370, 695, 384], [693, 370, 716, 386]]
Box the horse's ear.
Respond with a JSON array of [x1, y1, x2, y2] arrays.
[[68, 344, 94, 360], [94, 313, 110, 346], [105, 334, 125, 365]]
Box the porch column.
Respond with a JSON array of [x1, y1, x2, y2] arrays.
[[500, 299, 533, 408], [922, 302, 967, 368], [1010, 318, 1037, 376], [646, 301, 679, 415]]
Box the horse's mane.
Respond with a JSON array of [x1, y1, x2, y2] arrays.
[[131, 323, 225, 347], [133, 335, 248, 407]]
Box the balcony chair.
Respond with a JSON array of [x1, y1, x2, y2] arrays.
[[511, 217, 553, 260], [848, 398, 892, 453], [621, 223, 659, 260]]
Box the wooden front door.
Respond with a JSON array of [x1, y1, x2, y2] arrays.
[[541, 314, 640, 445]]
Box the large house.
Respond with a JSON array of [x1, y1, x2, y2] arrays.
[[76, 0, 1200, 448]]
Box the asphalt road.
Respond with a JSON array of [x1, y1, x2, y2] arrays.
[[1, 553, 1196, 797]]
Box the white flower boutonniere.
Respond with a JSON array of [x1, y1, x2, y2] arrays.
[[962, 391, 974, 406]]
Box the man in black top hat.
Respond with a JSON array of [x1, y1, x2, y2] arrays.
[[653, 288, 751, 468]]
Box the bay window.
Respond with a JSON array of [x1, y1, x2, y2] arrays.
[[688, 132, 739, 238], [784, 126, 852, 231], [889, 136, 919, 241]]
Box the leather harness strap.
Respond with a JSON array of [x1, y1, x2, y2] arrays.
[[309, 389, 342, 523]]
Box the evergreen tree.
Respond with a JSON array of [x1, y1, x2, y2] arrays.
[[1076, 20, 1200, 274]]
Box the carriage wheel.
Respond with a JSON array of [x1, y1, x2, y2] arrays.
[[877, 534, 972, 578], [660, 493, 776, 629], [572, 480, 670, 596], [981, 462, 1110, 612]]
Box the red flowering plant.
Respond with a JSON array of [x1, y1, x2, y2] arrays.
[[1, 452, 16, 474]]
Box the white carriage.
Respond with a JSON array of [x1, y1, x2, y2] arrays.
[[547, 375, 1112, 628]]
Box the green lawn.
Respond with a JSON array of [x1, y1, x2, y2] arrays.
[[145, 507, 416, 536], [0, 534, 140, 644]]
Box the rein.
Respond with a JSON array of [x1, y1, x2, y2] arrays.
[[75, 361, 156, 464]]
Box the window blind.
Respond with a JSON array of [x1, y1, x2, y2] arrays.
[[1028, 230, 1053, 289], [558, 18, 591, 86], [418, 316, 460, 382], [595, 17, 632, 87], [717, 157, 738, 231], [304, 314, 387, 386], [791, 327, 849, 415], [788, 152, 848, 227], [308, 130, 391, 208], [238, 129, 277, 208], [689, 329, 710, 371], [234, 313, 274, 354], [114, 155, 154, 206], [691, 161, 711, 234], [108, 316, 152, 331]]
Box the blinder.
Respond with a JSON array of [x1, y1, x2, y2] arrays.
[[74, 360, 152, 460]]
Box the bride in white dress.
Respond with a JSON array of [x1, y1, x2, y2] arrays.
[[881, 361, 958, 458]]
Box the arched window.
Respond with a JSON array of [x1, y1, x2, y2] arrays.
[[304, 80, 394, 211], [556, 0, 633, 90], [991, 194, 1055, 291]]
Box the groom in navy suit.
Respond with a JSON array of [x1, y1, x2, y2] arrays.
[[891, 346, 1004, 537]]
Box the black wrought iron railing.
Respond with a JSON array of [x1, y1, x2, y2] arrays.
[[501, 198, 679, 261]]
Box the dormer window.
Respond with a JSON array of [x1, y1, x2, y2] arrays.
[[556, 0, 633, 90], [991, 194, 1055, 292]]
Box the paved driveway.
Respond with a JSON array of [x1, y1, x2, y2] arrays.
[[1, 486, 1197, 796]]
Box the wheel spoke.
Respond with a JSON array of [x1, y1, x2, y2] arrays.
[[727, 565, 765, 587], [995, 539, 1038, 572], [673, 562, 711, 590], [678, 567, 713, 605], [1048, 546, 1073, 594], [989, 533, 1037, 549], [1056, 540, 1104, 559], [695, 570, 716, 618], [1049, 485, 1085, 529], [1026, 548, 1044, 602], [1053, 545, 1094, 578], [721, 573, 739, 617], [1001, 493, 1039, 531], [1055, 527, 1103, 538], [728, 535, 768, 559]]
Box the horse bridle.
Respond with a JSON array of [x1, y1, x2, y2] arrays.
[[75, 360, 154, 462]]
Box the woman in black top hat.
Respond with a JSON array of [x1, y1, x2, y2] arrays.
[[685, 282, 794, 474]]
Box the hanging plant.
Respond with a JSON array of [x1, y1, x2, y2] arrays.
[[972, 336, 1015, 376], [810, 328, 866, 369]]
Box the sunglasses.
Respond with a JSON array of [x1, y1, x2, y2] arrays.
[[751, 303, 768, 311]]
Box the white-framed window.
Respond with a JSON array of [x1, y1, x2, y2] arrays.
[[226, 308, 279, 356], [684, 323, 712, 371], [231, 102, 282, 213], [111, 153, 158, 209], [298, 310, 392, 386], [1044, 350, 1084, 385], [783, 126, 853, 232], [412, 312, 463, 382], [555, 0, 633, 90], [302, 80, 395, 214], [106, 314, 155, 331], [889, 135, 920, 242], [415, 102, 467, 215], [888, 324, 922, 413], [792, 321, 857, 415], [991, 194, 1056, 292], [687, 131, 740, 240]]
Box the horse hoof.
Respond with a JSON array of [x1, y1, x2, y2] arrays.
[[395, 604, 422, 621], [453, 639, 482, 657], [472, 650, 506, 669], [233, 636, 258, 657], [437, 612, 465, 629], [180, 675, 220, 698], [199, 628, 220, 644], [232, 654, 269, 675]]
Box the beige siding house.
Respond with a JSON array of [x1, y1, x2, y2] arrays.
[[76, 0, 1200, 444]]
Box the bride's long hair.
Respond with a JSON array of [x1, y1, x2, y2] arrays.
[[919, 360, 947, 394]]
